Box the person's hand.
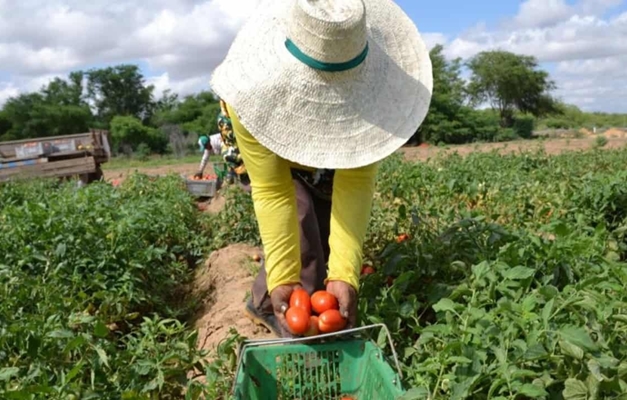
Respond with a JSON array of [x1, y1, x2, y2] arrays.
[[270, 283, 302, 337], [325, 280, 358, 329], [193, 171, 203, 179]]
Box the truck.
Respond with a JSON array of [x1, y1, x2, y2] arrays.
[[0, 130, 112, 185]]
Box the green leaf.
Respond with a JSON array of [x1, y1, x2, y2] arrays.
[[55, 242, 67, 257], [559, 325, 598, 351], [0, 367, 20, 381], [94, 346, 109, 368], [448, 356, 472, 364], [47, 330, 74, 339], [519, 383, 548, 398], [472, 262, 490, 280], [377, 328, 387, 348], [541, 299, 554, 325], [524, 343, 548, 360], [559, 340, 584, 360], [563, 378, 588, 400], [65, 361, 83, 384], [433, 298, 458, 313], [94, 321, 109, 338], [501, 266, 535, 280], [587, 359, 604, 381], [63, 335, 87, 355], [398, 387, 430, 400]]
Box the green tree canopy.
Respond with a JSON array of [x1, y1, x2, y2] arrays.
[[467, 50, 559, 127], [86, 64, 155, 127], [0, 73, 92, 141], [152, 91, 220, 136], [416, 45, 500, 144]]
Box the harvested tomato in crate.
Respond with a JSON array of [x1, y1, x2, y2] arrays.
[[181, 174, 220, 197], [232, 324, 405, 400]]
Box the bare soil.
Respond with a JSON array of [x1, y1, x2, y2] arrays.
[[192, 244, 273, 354], [400, 137, 627, 162]]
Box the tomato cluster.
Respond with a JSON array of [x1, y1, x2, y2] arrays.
[[285, 289, 347, 336], [189, 174, 217, 181]]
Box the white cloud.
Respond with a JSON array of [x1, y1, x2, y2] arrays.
[[0, 84, 19, 106], [0, 0, 259, 106], [0, 0, 625, 113], [440, 0, 627, 112], [513, 0, 572, 28], [421, 33, 448, 50]]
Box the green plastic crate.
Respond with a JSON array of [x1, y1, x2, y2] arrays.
[[233, 324, 405, 400], [212, 162, 228, 180]]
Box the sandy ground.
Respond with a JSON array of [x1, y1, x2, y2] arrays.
[[192, 243, 274, 354], [401, 137, 627, 162]]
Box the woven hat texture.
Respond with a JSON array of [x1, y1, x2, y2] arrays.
[[210, 0, 433, 169]]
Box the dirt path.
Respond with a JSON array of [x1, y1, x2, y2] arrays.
[[104, 163, 199, 183], [192, 244, 274, 354], [401, 137, 627, 162]]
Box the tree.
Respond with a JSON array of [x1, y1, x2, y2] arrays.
[[109, 115, 167, 155], [86, 65, 155, 127], [415, 45, 500, 144], [0, 73, 93, 141], [415, 45, 467, 143], [152, 91, 220, 136], [466, 50, 559, 127]]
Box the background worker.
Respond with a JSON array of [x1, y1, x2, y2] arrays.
[[194, 133, 222, 179]]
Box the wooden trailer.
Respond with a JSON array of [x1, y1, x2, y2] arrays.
[[0, 130, 111, 184]]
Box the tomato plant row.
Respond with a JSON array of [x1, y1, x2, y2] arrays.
[[357, 149, 627, 399], [0, 175, 210, 399]]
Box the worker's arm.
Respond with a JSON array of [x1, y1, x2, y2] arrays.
[[326, 163, 379, 291], [227, 104, 301, 293], [197, 149, 211, 176]]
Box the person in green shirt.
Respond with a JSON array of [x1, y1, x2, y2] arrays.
[[210, 0, 433, 337]]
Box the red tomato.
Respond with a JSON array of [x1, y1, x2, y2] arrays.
[[304, 315, 319, 337], [386, 276, 395, 287], [318, 309, 347, 333], [310, 291, 339, 315], [289, 288, 311, 315], [285, 307, 310, 335], [361, 266, 375, 276], [396, 233, 410, 243]]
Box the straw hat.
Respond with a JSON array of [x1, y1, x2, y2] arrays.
[[210, 0, 433, 169]]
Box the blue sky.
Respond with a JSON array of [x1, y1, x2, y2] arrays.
[[398, 0, 519, 35], [1, 0, 626, 113]]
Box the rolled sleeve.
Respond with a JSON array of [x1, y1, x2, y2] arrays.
[[326, 162, 379, 291], [226, 104, 302, 293]]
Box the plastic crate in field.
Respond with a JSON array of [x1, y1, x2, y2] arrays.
[[182, 176, 218, 197], [233, 324, 405, 400]]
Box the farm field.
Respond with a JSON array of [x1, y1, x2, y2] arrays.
[[2, 141, 627, 399], [102, 137, 627, 185]]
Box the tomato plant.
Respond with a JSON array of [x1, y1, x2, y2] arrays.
[[0, 174, 210, 398]]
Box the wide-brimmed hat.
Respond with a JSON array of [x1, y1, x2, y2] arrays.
[[210, 0, 433, 169]]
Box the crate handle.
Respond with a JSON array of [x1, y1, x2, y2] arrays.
[[232, 323, 403, 394]]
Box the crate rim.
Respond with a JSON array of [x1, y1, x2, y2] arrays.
[[232, 323, 403, 395]]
